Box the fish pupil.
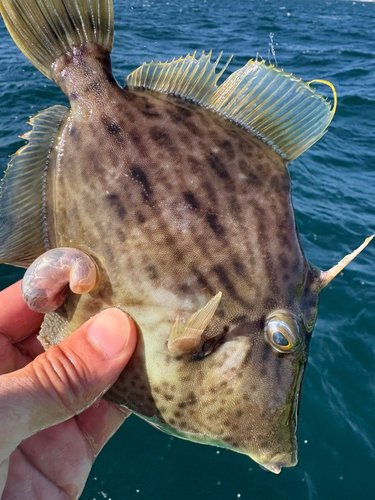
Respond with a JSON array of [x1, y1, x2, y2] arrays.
[[272, 331, 289, 347]]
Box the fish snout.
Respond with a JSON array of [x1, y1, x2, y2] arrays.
[[260, 451, 298, 474]]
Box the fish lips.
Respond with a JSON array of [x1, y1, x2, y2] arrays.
[[259, 450, 298, 474]]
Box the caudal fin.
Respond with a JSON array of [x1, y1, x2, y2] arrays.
[[0, 0, 114, 79]]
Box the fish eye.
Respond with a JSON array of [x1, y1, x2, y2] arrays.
[[265, 317, 299, 353]]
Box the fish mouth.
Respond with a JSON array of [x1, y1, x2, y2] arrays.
[[259, 452, 297, 474]]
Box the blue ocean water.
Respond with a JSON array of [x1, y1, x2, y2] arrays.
[[0, 0, 375, 499]]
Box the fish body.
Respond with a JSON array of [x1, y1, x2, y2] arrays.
[[0, 0, 370, 474]]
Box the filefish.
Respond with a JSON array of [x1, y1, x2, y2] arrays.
[[0, 0, 372, 474]]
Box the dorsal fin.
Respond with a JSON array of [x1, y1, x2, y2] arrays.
[[0, 105, 68, 267], [126, 52, 336, 162]]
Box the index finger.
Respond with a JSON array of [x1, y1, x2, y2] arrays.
[[0, 280, 43, 342]]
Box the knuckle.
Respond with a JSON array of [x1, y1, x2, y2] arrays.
[[31, 345, 93, 414]]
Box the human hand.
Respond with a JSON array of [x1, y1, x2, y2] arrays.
[[0, 280, 137, 500]]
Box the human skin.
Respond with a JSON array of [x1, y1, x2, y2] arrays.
[[0, 281, 137, 500]]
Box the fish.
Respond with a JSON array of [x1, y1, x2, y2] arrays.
[[0, 0, 373, 475]]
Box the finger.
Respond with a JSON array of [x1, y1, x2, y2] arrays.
[[76, 399, 131, 457], [0, 281, 43, 342], [0, 308, 137, 461], [0, 333, 34, 375], [15, 334, 45, 360]]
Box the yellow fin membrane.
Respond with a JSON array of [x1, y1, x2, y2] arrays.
[[0, 105, 68, 267], [168, 291, 222, 354], [127, 53, 336, 162], [0, 0, 114, 79]]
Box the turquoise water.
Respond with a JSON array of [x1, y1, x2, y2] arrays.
[[1, 0, 375, 498]]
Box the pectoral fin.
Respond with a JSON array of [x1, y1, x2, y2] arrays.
[[167, 292, 222, 354]]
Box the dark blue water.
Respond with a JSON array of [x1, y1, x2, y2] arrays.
[[1, 0, 375, 499]]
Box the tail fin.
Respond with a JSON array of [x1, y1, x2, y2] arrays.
[[0, 0, 114, 79]]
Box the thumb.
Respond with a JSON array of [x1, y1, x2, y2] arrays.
[[0, 308, 136, 459]]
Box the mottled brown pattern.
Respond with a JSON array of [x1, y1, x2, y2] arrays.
[[36, 43, 322, 470]]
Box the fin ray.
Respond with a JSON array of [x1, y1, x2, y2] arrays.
[[127, 54, 336, 161], [0, 0, 114, 79], [168, 292, 222, 354], [0, 105, 68, 267]]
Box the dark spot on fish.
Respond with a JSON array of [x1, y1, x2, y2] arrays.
[[69, 126, 77, 137], [213, 265, 233, 290], [163, 233, 177, 248], [178, 402, 187, 409], [85, 81, 101, 93], [169, 418, 176, 425], [106, 193, 126, 219], [191, 267, 215, 295], [183, 120, 200, 136], [246, 171, 261, 187], [107, 122, 121, 135], [283, 272, 290, 281], [131, 166, 153, 202], [175, 105, 193, 119], [278, 232, 291, 249], [219, 140, 236, 160], [166, 104, 193, 123], [187, 392, 197, 405], [206, 210, 225, 237], [174, 410, 182, 418], [182, 191, 200, 210], [149, 126, 172, 148], [206, 153, 230, 180], [179, 283, 192, 294], [164, 394, 174, 401], [142, 101, 161, 119], [187, 155, 201, 174], [233, 260, 245, 275], [216, 308, 225, 319], [224, 437, 240, 447], [70, 92, 78, 101], [146, 264, 158, 280], [232, 315, 247, 326]]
